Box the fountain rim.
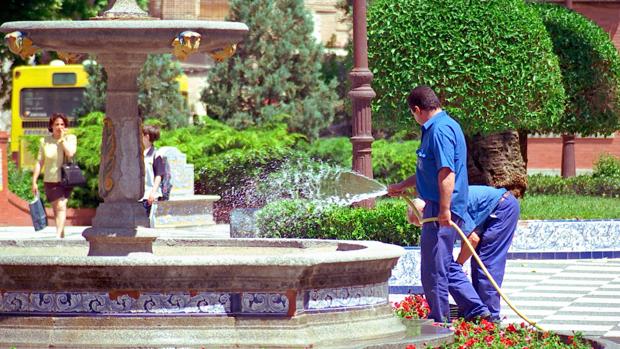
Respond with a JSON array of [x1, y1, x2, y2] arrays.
[[0, 239, 404, 267], [0, 20, 249, 33]]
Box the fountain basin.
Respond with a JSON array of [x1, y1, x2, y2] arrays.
[[0, 238, 444, 348], [0, 20, 248, 54]]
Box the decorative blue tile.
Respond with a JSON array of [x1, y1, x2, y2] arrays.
[[601, 251, 614, 258], [509, 252, 527, 260], [526, 253, 541, 260], [567, 252, 580, 259], [540, 252, 555, 260], [554, 252, 567, 259], [580, 252, 592, 259], [305, 283, 388, 311], [592, 251, 603, 259]]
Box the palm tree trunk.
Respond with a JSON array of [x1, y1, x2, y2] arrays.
[[467, 130, 528, 198]]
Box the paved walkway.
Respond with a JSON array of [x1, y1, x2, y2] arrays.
[[501, 259, 620, 345]]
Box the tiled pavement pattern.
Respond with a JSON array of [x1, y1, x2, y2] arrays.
[[499, 259, 620, 343]]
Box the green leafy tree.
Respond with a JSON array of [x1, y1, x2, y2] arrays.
[[533, 3, 620, 176], [201, 0, 339, 140], [137, 54, 188, 129], [73, 59, 107, 117], [76, 54, 189, 129], [367, 0, 566, 195]]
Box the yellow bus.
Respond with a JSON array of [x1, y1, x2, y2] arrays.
[[11, 61, 189, 169]]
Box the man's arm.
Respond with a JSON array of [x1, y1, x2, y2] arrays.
[[387, 174, 416, 197], [437, 167, 454, 227], [456, 232, 480, 265]]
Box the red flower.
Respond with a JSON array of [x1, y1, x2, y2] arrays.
[[507, 323, 518, 333], [405, 345, 416, 349]]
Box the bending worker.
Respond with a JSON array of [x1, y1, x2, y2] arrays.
[[388, 86, 490, 322], [407, 185, 519, 321]]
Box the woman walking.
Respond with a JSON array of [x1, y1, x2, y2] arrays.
[[31, 113, 77, 238]]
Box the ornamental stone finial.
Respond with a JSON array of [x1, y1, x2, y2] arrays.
[[99, 0, 151, 19]]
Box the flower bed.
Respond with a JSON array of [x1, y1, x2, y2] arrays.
[[394, 295, 597, 349]]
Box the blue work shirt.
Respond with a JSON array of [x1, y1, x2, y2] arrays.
[[463, 185, 507, 234], [415, 110, 469, 221]]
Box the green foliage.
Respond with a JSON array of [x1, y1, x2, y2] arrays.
[[138, 54, 189, 129], [70, 111, 105, 208], [298, 137, 419, 184], [520, 194, 620, 220], [527, 173, 620, 197], [256, 198, 421, 246], [73, 60, 107, 117], [593, 153, 620, 180], [75, 54, 189, 129], [201, 0, 339, 140], [7, 159, 37, 202], [533, 3, 620, 136], [156, 118, 304, 215], [367, 0, 565, 136]]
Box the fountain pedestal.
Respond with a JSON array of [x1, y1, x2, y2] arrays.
[[81, 52, 152, 256]]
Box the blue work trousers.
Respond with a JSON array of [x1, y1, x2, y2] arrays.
[[471, 193, 519, 321], [421, 202, 488, 323]]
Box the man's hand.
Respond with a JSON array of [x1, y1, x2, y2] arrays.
[[387, 183, 404, 197], [456, 231, 480, 265], [438, 208, 451, 227], [147, 193, 156, 205]]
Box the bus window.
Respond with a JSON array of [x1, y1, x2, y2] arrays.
[[20, 88, 84, 119]]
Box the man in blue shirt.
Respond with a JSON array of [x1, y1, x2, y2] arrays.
[[408, 185, 519, 321], [388, 86, 489, 322]]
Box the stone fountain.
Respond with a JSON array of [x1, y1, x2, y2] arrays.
[[0, 1, 452, 347]]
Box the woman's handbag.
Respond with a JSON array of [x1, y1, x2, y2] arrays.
[[61, 161, 87, 187], [29, 194, 48, 232]]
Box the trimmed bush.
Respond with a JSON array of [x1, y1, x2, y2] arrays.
[[367, 0, 565, 136], [256, 198, 421, 246], [533, 3, 620, 136], [527, 173, 620, 197], [593, 153, 620, 180]]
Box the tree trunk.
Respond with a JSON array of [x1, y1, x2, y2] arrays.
[[518, 129, 528, 170], [467, 131, 528, 198]]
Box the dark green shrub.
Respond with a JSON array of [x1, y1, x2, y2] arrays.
[[533, 3, 620, 136], [367, 0, 565, 136], [593, 153, 620, 180], [299, 137, 420, 184], [527, 173, 620, 197], [256, 198, 421, 246], [7, 159, 37, 202], [201, 0, 339, 140]]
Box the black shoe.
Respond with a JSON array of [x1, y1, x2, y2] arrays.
[[465, 311, 492, 323]]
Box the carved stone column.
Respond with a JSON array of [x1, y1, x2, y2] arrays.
[[82, 53, 155, 256], [349, 0, 376, 208]]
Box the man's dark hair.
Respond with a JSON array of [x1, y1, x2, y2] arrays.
[[48, 113, 69, 132], [407, 85, 441, 111], [143, 125, 161, 143]]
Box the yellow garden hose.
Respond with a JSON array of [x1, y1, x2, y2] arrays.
[[401, 194, 545, 332]]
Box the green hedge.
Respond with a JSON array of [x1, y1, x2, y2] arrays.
[[256, 198, 421, 246], [299, 137, 420, 185], [533, 3, 620, 136], [367, 0, 565, 135], [527, 174, 620, 197]]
